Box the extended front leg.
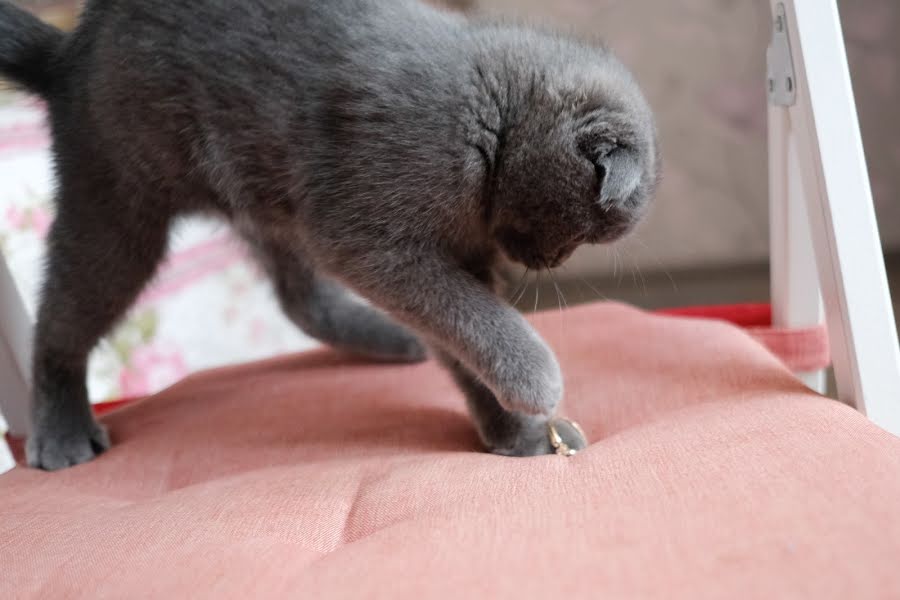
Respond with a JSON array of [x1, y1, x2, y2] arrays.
[[439, 351, 587, 456], [353, 255, 582, 455]]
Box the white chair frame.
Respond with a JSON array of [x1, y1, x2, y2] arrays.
[[766, 0, 900, 430], [1, 0, 899, 473]]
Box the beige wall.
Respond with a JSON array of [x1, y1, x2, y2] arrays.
[[465, 0, 900, 278]]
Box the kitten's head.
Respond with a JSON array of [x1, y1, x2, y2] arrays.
[[467, 34, 660, 269]]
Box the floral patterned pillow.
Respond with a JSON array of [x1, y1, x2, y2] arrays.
[[0, 94, 319, 403]]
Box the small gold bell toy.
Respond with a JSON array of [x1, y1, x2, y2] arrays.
[[547, 418, 588, 457]]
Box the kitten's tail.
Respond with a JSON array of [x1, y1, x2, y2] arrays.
[[0, 1, 64, 97]]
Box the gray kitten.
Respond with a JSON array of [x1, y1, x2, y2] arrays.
[[0, 0, 659, 470]]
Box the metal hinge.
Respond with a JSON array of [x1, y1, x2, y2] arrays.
[[766, 3, 797, 106]]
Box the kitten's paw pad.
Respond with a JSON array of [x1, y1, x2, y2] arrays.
[[26, 421, 110, 471], [491, 418, 588, 457]]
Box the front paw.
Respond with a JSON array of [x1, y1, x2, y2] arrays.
[[491, 417, 589, 457], [26, 417, 110, 471], [494, 342, 563, 416]]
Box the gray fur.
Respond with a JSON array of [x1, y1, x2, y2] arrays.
[[0, 0, 659, 469]]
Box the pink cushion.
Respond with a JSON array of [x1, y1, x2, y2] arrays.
[[3, 303, 900, 598]]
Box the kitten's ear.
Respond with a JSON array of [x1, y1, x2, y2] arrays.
[[578, 127, 643, 205], [578, 128, 643, 205], [595, 147, 642, 206]]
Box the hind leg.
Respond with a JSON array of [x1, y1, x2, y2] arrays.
[[247, 234, 426, 363], [27, 190, 170, 470]]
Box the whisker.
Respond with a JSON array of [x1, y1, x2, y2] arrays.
[[547, 265, 569, 312], [623, 248, 647, 297], [544, 263, 563, 314], [511, 269, 532, 308], [506, 267, 530, 304], [545, 265, 567, 366], [615, 247, 625, 288], [610, 246, 618, 281], [635, 260, 648, 297], [561, 265, 609, 303], [581, 276, 609, 302], [633, 237, 679, 293], [562, 265, 589, 305], [533, 270, 541, 312]]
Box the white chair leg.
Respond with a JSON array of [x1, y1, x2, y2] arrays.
[[0, 338, 27, 472], [0, 246, 32, 472], [768, 100, 826, 393], [769, 0, 900, 434]]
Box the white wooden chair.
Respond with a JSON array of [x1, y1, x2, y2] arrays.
[[765, 0, 900, 427], [1, 0, 899, 474]]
